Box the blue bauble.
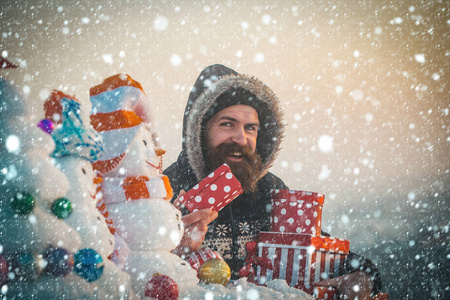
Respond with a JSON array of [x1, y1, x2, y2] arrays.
[[73, 248, 104, 282], [43, 247, 73, 277]]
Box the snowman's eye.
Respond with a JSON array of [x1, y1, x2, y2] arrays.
[[143, 140, 147, 146], [82, 168, 86, 175]]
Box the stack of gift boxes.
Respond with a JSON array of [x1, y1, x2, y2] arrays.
[[176, 166, 387, 299], [256, 189, 350, 298]]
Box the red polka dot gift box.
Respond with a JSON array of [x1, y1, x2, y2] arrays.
[[270, 190, 324, 236], [178, 164, 243, 213]]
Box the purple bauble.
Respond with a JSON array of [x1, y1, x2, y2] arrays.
[[43, 247, 73, 277], [37, 119, 54, 134], [0, 255, 8, 286]]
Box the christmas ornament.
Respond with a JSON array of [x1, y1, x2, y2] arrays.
[[145, 273, 179, 300], [73, 248, 104, 282], [43, 247, 73, 277], [198, 258, 231, 286], [51, 197, 72, 219], [11, 192, 35, 215], [0, 255, 8, 286], [187, 247, 223, 272], [10, 252, 40, 281], [37, 119, 54, 134]]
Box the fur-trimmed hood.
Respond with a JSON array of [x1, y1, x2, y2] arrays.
[[179, 64, 285, 181]]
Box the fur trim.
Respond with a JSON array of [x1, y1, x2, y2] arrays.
[[185, 73, 285, 181]]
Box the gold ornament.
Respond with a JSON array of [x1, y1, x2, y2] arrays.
[[198, 258, 231, 286]]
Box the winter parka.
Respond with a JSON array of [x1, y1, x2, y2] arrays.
[[164, 64, 381, 295]]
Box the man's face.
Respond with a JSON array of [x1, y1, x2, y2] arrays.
[[205, 104, 259, 156], [204, 105, 262, 193]]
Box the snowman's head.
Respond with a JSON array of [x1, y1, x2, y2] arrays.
[[104, 124, 161, 177], [57, 158, 97, 203]]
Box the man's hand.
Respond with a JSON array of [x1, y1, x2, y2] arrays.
[[313, 271, 373, 300], [171, 191, 218, 257]]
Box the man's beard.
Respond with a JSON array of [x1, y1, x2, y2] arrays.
[[204, 143, 263, 194]]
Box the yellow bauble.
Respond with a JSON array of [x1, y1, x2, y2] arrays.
[[198, 258, 231, 286]]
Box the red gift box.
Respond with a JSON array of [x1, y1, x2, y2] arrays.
[[314, 286, 338, 300], [179, 164, 243, 212], [256, 232, 349, 294], [270, 190, 325, 235], [186, 247, 224, 273]]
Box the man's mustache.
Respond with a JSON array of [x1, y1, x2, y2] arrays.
[[214, 143, 254, 160], [205, 142, 262, 194]]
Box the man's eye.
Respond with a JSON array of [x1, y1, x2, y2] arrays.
[[220, 122, 232, 127]]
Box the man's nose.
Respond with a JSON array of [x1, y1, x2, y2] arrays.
[[231, 127, 247, 146]]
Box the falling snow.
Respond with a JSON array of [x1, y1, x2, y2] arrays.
[[1, 0, 448, 299]]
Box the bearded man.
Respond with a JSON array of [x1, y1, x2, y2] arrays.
[[164, 64, 382, 298]]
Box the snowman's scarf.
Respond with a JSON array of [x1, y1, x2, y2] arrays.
[[94, 173, 117, 235], [100, 175, 173, 205]]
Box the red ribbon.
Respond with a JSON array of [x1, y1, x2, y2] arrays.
[[238, 241, 273, 282]]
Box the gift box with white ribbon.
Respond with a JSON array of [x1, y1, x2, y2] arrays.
[[256, 232, 350, 294]]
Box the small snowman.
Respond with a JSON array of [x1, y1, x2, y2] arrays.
[[90, 74, 199, 298], [45, 91, 137, 299], [0, 78, 104, 299]]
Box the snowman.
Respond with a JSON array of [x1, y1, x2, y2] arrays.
[[45, 91, 137, 299], [89, 74, 199, 298]]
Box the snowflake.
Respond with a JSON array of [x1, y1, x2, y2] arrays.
[[215, 224, 229, 237], [238, 222, 250, 234]]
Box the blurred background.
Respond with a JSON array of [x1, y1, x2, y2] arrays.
[[1, 0, 448, 298]]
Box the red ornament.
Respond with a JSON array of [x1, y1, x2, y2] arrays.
[[145, 273, 178, 300]]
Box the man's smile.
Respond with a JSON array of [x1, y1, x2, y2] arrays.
[[227, 151, 244, 162]]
